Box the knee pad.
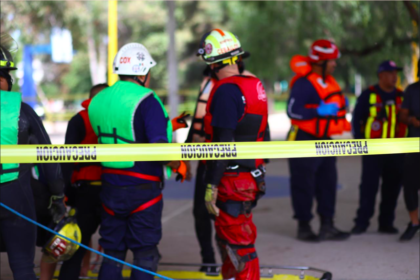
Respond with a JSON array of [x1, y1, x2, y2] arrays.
[[102, 250, 126, 268], [133, 247, 160, 272]]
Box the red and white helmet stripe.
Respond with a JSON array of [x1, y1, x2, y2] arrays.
[[308, 39, 340, 62]]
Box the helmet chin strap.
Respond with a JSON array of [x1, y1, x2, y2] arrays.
[[209, 57, 239, 80], [209, 63, 227, 81], [134, 72, 149, 87]]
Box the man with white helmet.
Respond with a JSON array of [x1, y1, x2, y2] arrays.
[[88, 43, 192, 280], [201, 29, 269, 280]]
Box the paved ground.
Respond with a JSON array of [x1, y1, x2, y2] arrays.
[[1, 157, 418, 280]]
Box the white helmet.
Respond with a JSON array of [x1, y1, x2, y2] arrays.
[[113, 43, 156, 76]]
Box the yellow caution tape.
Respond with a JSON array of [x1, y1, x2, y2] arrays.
[[50, 269, 320, 280], [0, 138, 419, 164]]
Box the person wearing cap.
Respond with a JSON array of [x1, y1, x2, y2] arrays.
[[88, 43, 192, 280], [398, 58, 420, 241], [287, 39, 351, 242], [186, 31, 256, 273], [199, 29, 269, 280], [57, 83, 108, 280], [0, 33, 66, 280], [351, 60, 408, 235]]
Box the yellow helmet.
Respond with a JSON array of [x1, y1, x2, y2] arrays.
[[198, 29, 246, 65], [43, 209, 82, 263]]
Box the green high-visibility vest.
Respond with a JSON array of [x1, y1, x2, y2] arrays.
[[89, 81, 173, 170], [0, 90, 22, 183]]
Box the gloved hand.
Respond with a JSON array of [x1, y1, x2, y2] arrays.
[[317, 101, 339, 116], [48, 195, 66, 223], [171, 161, 192, 182], [205, 184, 219, 216], [171, 112, 190, 132]]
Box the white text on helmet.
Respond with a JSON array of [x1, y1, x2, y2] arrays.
[[217, 44, 239, 55]]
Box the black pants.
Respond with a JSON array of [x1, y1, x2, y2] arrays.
[[59, 184, 102, 280], [0, 171, 37, 280], [193, 162, 215, 263], [288, 156, 338, 221], [354, 154, 404, 228], [403, 153, 420, 212]]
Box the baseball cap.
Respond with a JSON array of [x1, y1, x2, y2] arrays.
[[377, 60, 403, 74]]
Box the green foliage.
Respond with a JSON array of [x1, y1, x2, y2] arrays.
[[1, 0, 418, 96], [61, 52, 92, 95]]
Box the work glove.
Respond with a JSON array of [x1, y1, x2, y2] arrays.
[[171, 112, 190, 132], [172, 161, 192, 182], [48, 195, 66, 223], [205, 184, 219, 216], [317, 101, 339, 117]]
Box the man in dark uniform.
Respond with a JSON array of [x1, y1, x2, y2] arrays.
[[188, 32, 256, 272], [0, 33, 66, 280], [287, 40, 351, 242], [398, 58, 420, 241], [89, 42, 191, 280], [352, 60, 408, 235], [201, 29, 269, 280], [58, 83, 108, 280]]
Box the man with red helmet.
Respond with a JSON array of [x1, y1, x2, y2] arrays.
[[287, 39, 351, 242], [200, 29, 269, 280]]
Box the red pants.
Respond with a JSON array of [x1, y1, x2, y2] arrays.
[[215, 173, 260, 280]]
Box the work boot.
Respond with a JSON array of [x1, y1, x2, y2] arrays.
[[399, 222, 420, 241], [378, 225, 399, 234], [297, 221, 320, 242], [319, 217, 350, 241], [351, 224, 367, 235], [199, 257, 218, 274]]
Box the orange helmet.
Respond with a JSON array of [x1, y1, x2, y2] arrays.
[[308, 39, 340, 62]]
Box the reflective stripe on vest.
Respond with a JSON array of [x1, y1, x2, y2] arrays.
[[364, 87, 407, 139], [0, 91, 22, 183]]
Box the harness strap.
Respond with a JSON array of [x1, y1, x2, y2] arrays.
[[323, 91, 343, 101], [103, 168, 161, 182], [240, 251, 258, 262], [0, 164, 30, 175], [102, 194, 163, 216], [216, 200, 255, 218], [97, 126, 135, 144], [131, 194, 163, 214]]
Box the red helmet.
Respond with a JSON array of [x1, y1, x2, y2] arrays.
[[308, 39, 340, 62]]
